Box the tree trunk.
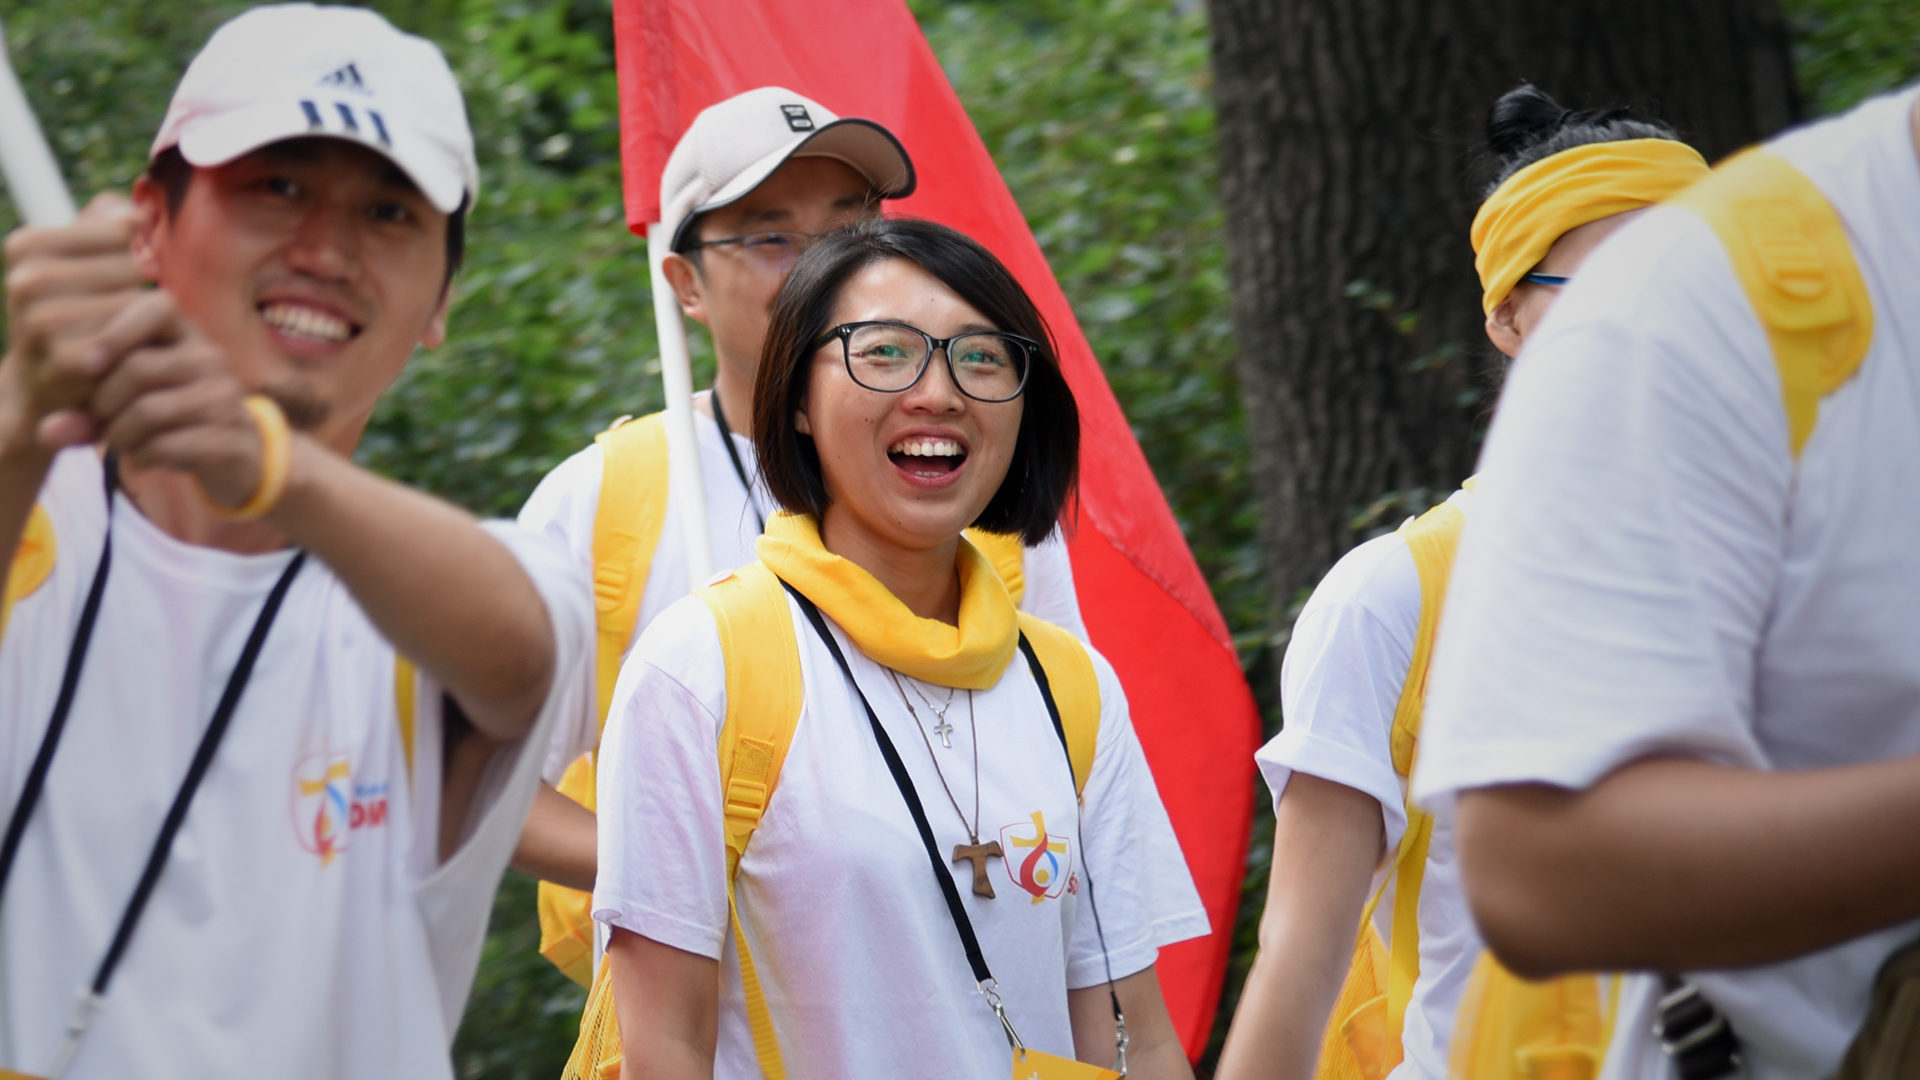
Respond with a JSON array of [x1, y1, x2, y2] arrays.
[[1206, 0, 1799, 631]]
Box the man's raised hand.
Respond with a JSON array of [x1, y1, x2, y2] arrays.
[[1, 192, 141, 452]]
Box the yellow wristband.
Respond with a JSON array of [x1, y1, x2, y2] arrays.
[[201, 394, 293, 521]]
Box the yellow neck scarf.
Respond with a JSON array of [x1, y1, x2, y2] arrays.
[[1471, 138, 1711, 314], [756, 512, 1018, 689]]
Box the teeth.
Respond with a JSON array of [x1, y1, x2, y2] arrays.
[[261, 303, 352, 343], [890, 437, 963, 458]]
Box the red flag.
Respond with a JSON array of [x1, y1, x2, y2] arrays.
[[613, 0, 1261, 1055]]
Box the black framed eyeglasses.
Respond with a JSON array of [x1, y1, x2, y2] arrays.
[[1521, 272, 1570, 287], [689, 230, 833, 271], [816, 321, 1034, 403]]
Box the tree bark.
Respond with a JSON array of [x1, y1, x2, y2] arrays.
[[1206, 0, 1798, 628]]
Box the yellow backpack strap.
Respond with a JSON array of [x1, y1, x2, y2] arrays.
[[702, 560, 804, 1080], [1390, 497, 1467, 775], [540, 412, 675, 989], [394, 657, 417, 788], [565, 560, 803, 1080], [1387, 497, 1469, 1046], [1310, 494, 1472, 1080], [964, 528, 1027, 607], [2, 504, 56, 641], [1014, 612, 1098, 797], [1670, 148, 1872, 460], [590, 411, 673, 727]]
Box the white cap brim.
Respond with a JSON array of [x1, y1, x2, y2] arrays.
[[172, 98, 470, 214], [670, 118, 914, 251]]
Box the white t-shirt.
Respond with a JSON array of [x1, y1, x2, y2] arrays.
[[1413, 88, 1920, 1080], [0, 449, 589, 1080], [518, 393, 1088, 782], [593, 587, 1209, 1079], [1256, 488, 1477, 1080]]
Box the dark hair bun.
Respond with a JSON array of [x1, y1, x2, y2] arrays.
[[1487, 83, 1568, 160], [1481, 82, 1684, 193]]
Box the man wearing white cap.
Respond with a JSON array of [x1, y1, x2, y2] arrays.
[[512, 87, 1087, 979], [0, 6, 588, 1077]]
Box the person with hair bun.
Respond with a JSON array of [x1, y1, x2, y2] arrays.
[[1419, 70, 1920, 1080], [1474, 83, 1706, 359], [1215, 84, 1707, 1080], [589, 217, 1208, 1079]]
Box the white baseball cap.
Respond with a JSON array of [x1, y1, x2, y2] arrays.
[[662, 87, 915, 252], [149, 4, 478, 214]]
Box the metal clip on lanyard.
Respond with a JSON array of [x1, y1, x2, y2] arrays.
[[0, 454, 305, 1078], [781, 578, 1128, 1072]]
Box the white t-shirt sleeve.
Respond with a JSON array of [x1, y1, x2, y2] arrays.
[[592, 595, 732, 960], [1413, 208, 1789, 810], [413, 519, 592, 1028], [1017, 526, 1088, 640], [1065, 648, 1211, 988], [517, 443, 606, 783], [1257, 533, 1418, 859]]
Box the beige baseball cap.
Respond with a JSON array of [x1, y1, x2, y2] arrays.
[[149, 4, 477, 214], [661, 87, 915, 252]]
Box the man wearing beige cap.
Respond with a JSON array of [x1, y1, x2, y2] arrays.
[[0, 6, 588, 1077], [513, 87, 1087, 981]]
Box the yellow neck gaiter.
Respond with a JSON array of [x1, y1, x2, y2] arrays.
[[756, 512, 1018, 689], [1471, 138, 1711, 314]]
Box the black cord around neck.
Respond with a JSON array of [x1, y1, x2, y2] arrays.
[[709, 388, 765, 533]]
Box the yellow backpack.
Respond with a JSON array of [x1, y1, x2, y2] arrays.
[[1441, 147, 1872, 1080], [535, 411, 1040, 987], [560, 556, 1101, 1079], [1307, 490, 1617, 1080]]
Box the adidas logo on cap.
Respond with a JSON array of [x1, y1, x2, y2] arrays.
[[317, 62, 369, 94]]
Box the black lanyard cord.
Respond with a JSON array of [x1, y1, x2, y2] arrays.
[[709, 389, 766, 534], [783, 580, 995, 985], [0, 451, 306, 1005], [778, 576, 1130, 1068], [91, 548, 304, 993], [0, 453, 118, 898], [1016, 634, 1127, 1037]]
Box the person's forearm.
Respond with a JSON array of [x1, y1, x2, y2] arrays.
[[609, 929, 719, 1080], [1216, 930, 1352, 1080], [512, 783, 598, 891], [268, 437, 554, 739], [1458, 754, 1920, 977], [1123, 1037, 1195, 1080], [1070, 967, 1193, 1080], [1216, 772, 1382, 1080]]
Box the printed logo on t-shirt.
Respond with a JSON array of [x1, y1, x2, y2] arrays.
[[291, 751, 390, 865], [997, 811, 1074, 905]]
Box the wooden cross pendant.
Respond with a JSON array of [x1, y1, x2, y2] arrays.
[[953, 839, 1004, 898]]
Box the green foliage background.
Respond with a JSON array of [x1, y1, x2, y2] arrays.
[[0, 0, 1912, 1074]]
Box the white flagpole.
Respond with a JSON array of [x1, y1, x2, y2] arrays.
[[647, 220, 713, 583], [0, 19, 77, 227]]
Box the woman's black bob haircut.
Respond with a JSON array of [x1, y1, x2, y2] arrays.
[[752, 217, 1078, 547], [1482, 82, 1684, 196]]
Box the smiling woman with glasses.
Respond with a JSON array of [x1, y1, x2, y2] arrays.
[[587, 217, 1208, 1079]]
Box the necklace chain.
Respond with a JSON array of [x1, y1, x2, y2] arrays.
[[889, 671, 980, 842], [900, 674, 957, 720]]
